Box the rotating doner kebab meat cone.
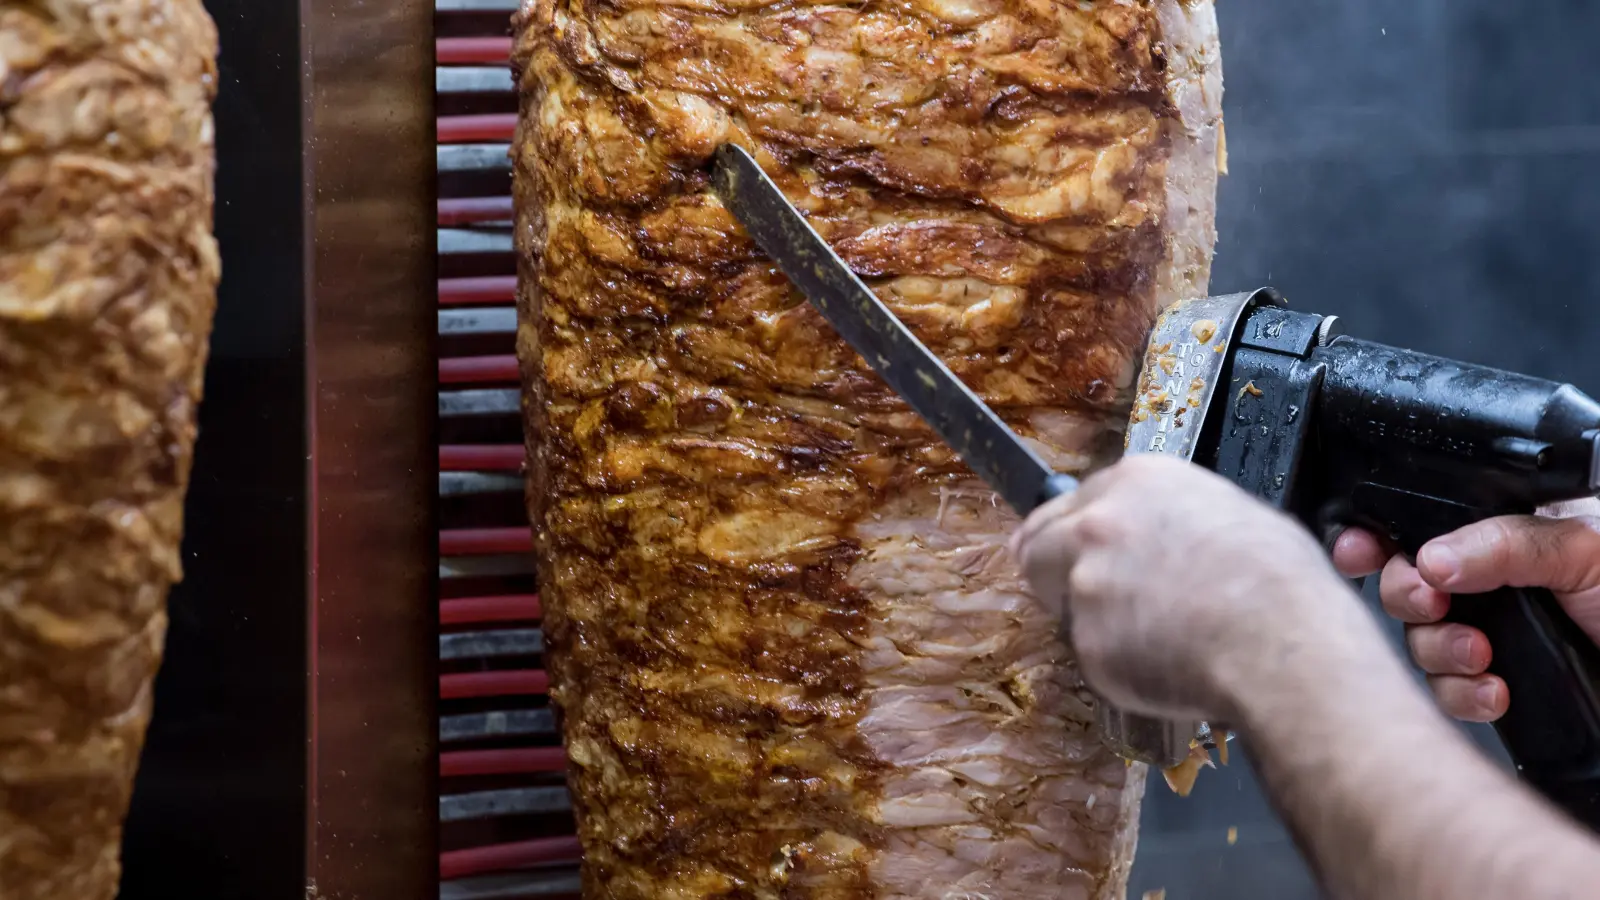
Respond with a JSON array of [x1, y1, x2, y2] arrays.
[[0, 4, 220, 897], [512, 0, 1223, 897]]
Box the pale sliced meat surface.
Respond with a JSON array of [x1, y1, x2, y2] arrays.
[[513, 0, 1222, 896]]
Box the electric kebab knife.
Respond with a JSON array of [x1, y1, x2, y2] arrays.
[[710, 144, 1600, 829]]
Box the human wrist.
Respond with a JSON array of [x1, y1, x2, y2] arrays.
[[1208, 575, 1398, 727]]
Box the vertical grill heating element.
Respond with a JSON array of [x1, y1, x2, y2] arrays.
[[436, 4, 582, 898]]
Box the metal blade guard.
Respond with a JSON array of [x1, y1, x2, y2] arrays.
[[1104, 289, 1280, 768]]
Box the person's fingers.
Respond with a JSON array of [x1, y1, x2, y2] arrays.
[[1418, 515, 1600, 595], [1404, 623, 1491, 676], [1379, 555, 1451, 624], [1010, 467, 1124, 559], [1011, 491, 1079, 561], [1427, 674, 1509, 723], [1330, 529, 1390, 578], [1542, 498, 1600, 519], [1017, 514, 1086, 598], [1012, 458, 1163, 560]]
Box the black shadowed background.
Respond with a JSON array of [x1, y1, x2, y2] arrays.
[[1131, 1, 1600, 897]]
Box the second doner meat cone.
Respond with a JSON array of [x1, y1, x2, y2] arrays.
[[0, 2, 222, 898]]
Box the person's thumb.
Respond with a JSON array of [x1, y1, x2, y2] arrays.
[[1417, 515, 1600, 597]]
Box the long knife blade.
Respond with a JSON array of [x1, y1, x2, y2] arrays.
[[710, 144, 1076, 515]]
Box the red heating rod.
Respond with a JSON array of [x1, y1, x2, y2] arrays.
[[440, 444, 524, 471], [439, 196, 515, 227], [441, 669, 550, 700], [441, 594, 542, 626], [440, 355, 520, 385], [441, 527, 534, 556], [441, 747, 568, 778], [438, 114, 517, 144], [440, 275, 516, 306], [437, 37, 513, 65], [437, 12, 580, 893], [440, 837, 583, 881]]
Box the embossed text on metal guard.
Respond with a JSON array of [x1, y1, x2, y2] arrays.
[[1147, 341, 1209, 453]]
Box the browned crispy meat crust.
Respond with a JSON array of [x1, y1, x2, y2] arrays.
[[0, 4, 220, 897], [513, 0, 1221, 896]]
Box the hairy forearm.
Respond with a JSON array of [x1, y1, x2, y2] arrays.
[[1221, 589, 1600, 900]]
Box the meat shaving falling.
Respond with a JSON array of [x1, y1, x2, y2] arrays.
[[1162, 742, 1217, 797]]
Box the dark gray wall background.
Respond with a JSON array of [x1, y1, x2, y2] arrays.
[[1212, 0, 1600, 378], [1128, 1, 1599, 897]]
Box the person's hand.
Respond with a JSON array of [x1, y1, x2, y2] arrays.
[[1012, 455, 1368, 723], [1332, 500, 1600, 722]]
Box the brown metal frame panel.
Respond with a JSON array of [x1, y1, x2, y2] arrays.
[[302, 1, 439, 896]]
